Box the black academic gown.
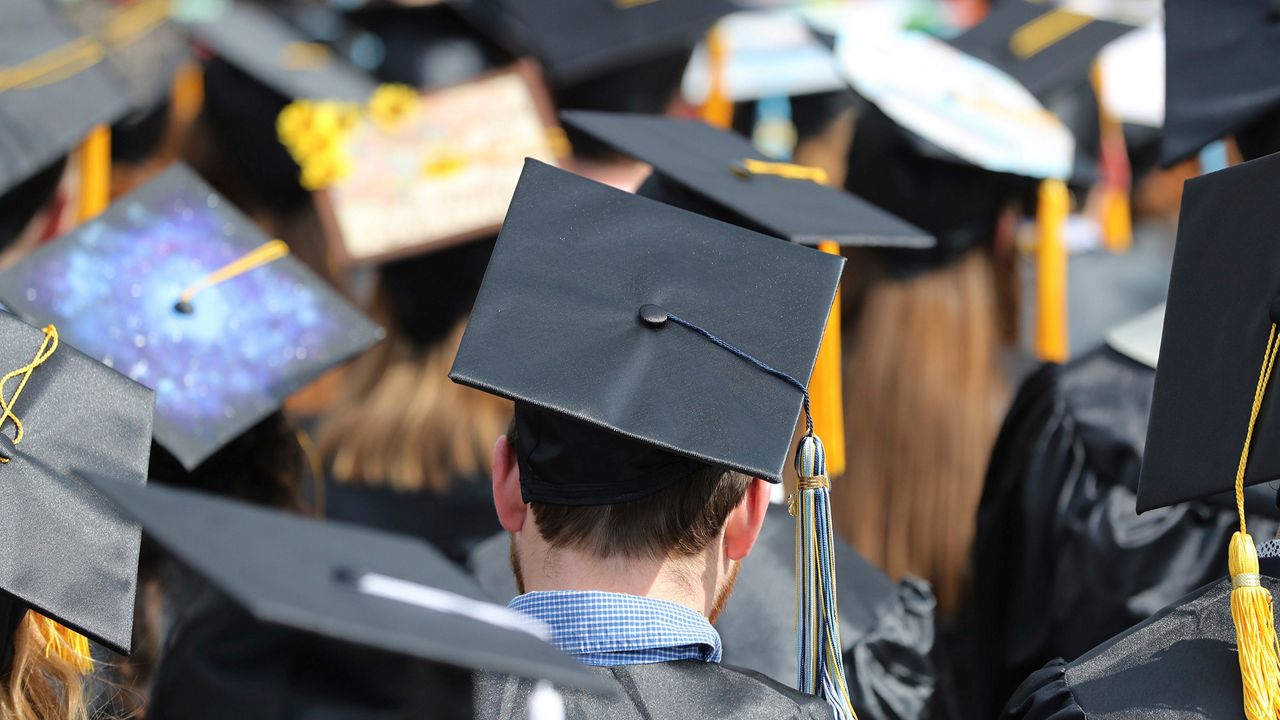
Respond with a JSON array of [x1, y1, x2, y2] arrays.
[[960, 347, 1280, 718], [474, 661, 834, 720], [1000, 553, 1280, 719], [149, 589, 472, 720], [469, 504, 953, 720]]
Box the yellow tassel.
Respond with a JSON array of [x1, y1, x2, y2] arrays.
[[1090, 63, 1132, 253], [1230, 532, 1280, 720], [809, 241, 846, 478], [29, 613, 93, 675], [1035, 179, 1070, 362], [1100, 187, 1132, 253], [170, 60, 204, 124], [76, 125, 111, 223], [700, 27, 733, 130]]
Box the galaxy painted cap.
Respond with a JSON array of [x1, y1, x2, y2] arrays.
[[0, 312, 154, 655], [0, 0, 132, 197], [0, 164, 384, 470], [561, 110, 932, 248], [450, 160, 842, 503], [84, 475, 612, 692]]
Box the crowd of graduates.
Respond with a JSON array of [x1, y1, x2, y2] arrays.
[[2, 0, 1280, 718]]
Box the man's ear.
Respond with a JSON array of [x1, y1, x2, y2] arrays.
[[492, 435, 526, 534], [723, 478, 771, 562]]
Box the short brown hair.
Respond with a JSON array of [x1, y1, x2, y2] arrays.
[[511, 425, 752, 560]]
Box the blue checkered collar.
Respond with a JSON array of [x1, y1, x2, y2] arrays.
[[508, 590, 723, 667]]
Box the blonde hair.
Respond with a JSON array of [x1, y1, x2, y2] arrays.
[[2, 612, 90, 720], [835, 247, 1014, 617], [318, 318, 511, 493]]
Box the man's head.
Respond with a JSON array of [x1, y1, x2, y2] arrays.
[[492, 416, 770, 620]]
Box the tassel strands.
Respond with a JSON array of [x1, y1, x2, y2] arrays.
[[791, 434, 857, 720], [1228, 322, 1280, 720], [1034, 178, 1070, 362]]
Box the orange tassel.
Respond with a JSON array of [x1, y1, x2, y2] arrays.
[[809, 242, 845, 478], [1034, 179, 1070, 362], [700, 27, 733, 130], [76, 125, 111, 223]]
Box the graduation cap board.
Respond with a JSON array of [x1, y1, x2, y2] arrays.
[[81, 474, 613, 693], [561, 110, 934, 248], [1161, 0, 1280, 166], [184, 0, 377, 103], [56, 0, 189, 114], [313, 61, 564, 266], [0, 312, 155, 656], [834, 19, 1075, 180], [449, 0, 734, 85], [0, 164, 384, 470], [0, 0, 133, 198]]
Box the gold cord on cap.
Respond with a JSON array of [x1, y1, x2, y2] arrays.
[[0, 325, 58, 462], [175, 240, 290, 313]]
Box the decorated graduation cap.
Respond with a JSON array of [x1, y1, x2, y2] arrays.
[[835, 20, 1077, 361], [0, 312, 154, 669], [0, 163, 383, 470], [0, 0, 132, 201], [449, 0, 733, 86], [1162, 0, 1280, 166], [1138, 151, 1280, 719], [83, 475, 612, 693], [450, 159, 859, 718], [293, 62, 565, 265]]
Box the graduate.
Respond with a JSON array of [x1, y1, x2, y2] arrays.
[[456, 160, 853, 719], [1003, 138, 1280, 720]]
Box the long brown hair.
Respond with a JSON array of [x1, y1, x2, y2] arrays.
[[835, 246, 1015, 617], [2, 614, 90, 720], [318, 314, 511, 493]]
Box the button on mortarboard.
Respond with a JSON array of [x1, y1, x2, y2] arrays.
[[0, 312, 154, 656], [561, 110, 934, 248], [0, 164, 384, 470]]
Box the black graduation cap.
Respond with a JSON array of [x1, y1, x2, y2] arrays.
[[560, 110, 934, 248], [1138, 151, 1280, 512], [188, 1, 377, 103], [0, 312, 155, 657], [946, 0, 1137, 101], [450, 159, 842, 501], [0, 164, 384, 470], [1162, 0, 1280, 166], [449, 0, 734, 86], [56, 0, 189, 115], [81, 474, 613, 693], [0, 0, 132, 197]]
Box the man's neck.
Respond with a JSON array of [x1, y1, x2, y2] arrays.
[[519, 545, 718, 618]]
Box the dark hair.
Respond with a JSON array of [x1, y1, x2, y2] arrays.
[[509, 424, 751, 560]]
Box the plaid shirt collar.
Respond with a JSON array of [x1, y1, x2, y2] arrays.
[[509, 590, 723, 667]]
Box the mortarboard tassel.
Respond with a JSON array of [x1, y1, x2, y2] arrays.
[[171, 60, 205, 125], [1090, 62, 1132, 253], [700, 26, 734, 130], [26, 612, 93, 675], [1227, 321, 1280, 720], [1034, 178, 1070, 363], [638, 306, 857, 719], [173, 239, 290, 314], [76, 125, 111, 223]]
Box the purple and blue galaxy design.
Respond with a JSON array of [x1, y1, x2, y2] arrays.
[[0, 165, 383, 469]]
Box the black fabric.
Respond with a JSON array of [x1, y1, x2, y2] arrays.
[[323, 471, 501, 567], [0, 591, 25, 676], [961, 347, 1280, 720], [562, 110, 932, 248], [0, 156, 65, 250], [468, 503, 955, 720], [474, 660, 834, 720], [151, 590, 473, 720], [379, 239, 494, 349], [844, 107, 1024, 278], [0, 312, 154, 655], [1000, 562, 1280, 719], [0, 0, 131, 196], [1162, 0, 1280, 165], [450, 161, 842, 486], [1138, 151, 1280, 511]]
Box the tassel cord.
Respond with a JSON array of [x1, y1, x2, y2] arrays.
[[0, 325, 59, 456]]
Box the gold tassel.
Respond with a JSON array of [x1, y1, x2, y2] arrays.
[[700, 26, 733, 130], [1229, 323, 1280, 719], [170, 60, 204, 125], [1034, 179, 1069, 362], [809, 241, 845, 478], [76, 125, 111, 222], [28, 613, 93, 675], [1090, 62, 1132, 253]]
